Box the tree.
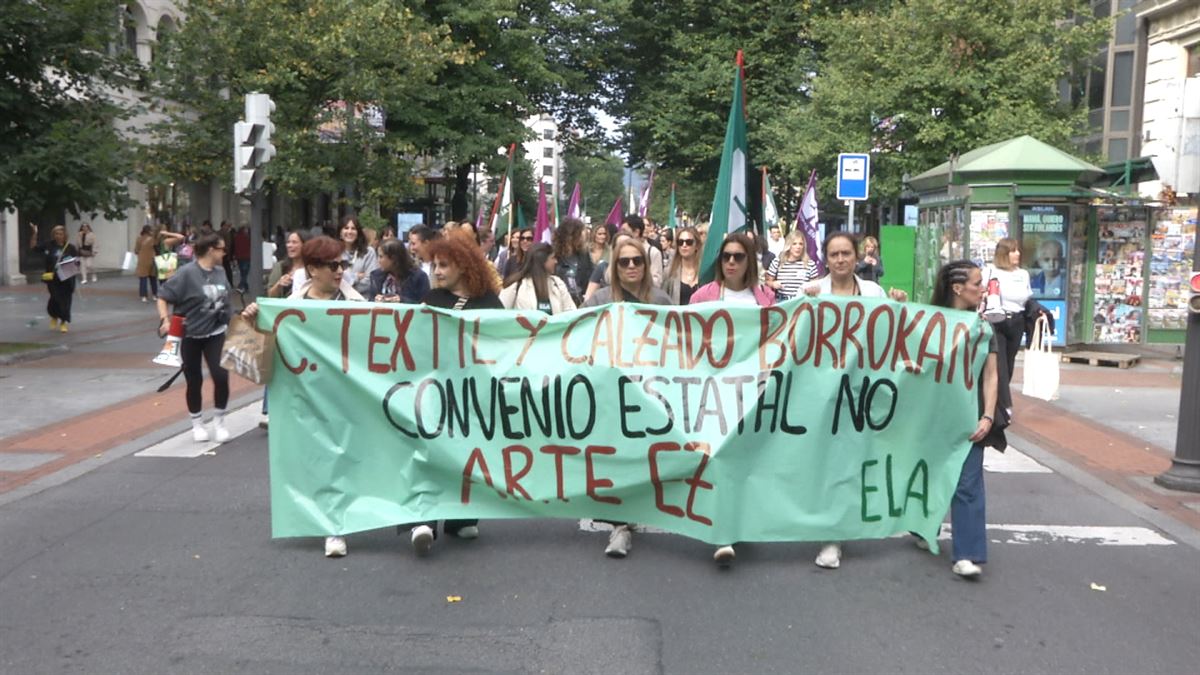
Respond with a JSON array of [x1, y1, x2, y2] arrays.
[[766, 0, 1111, 204], [0, 0, 139, 218], [143, 0, 465, 215], [562, 151, 624, 218]]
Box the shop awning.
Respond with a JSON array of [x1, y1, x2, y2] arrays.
[[910, 135, 1104, 192], [1089, 157, 1159, 189]]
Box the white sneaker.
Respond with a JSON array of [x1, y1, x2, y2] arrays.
[[324, 536, 347, 557], [141, 297, 148, 303], [713, 545, 736, 566], [815, 543, 842, 569], [192, 424, 209, 443], [952, 560, 982, 578], [453, 525, 479, 539], [213, 420, 230, 443], [914, 535, 931, 551], [91, 276, 98, 283], [605, 524, 632, 558], [411, 525, 434, 555], [80, 278, 87, 285]]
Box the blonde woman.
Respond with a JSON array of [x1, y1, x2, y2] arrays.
[[588, 222, 611, 266], [764, 231, 819, 300], [855, 236, 884, 282]]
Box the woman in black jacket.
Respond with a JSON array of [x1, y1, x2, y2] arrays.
[[367, 238, 430, 303], [28, 224, 79, 333]]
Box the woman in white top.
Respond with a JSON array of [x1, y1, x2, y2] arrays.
[[765, 231, 820, 300], [984, 238, 1031, 411], [499, 243, 577, 314], [803, 232, 907, 571]]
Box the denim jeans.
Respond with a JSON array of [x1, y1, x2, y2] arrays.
[[139, 275, 158, 298], [237, 259, 251, 291], [951, 443, 987, 564]]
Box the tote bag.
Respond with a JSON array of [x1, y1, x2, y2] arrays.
[[220, 315, 274, 385], [1021, 316, 1060, 401]]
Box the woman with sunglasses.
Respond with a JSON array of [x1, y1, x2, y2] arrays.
[[802, 231, 907, 570], [687, 231, 774, 565], [368, 238, 430, 304], [582, 236, 670, 558], [339, 216, 378, 296], [500, 243, 577, 314], [501, 228, 535, 279], [764, 231, 819, 301], [661, 226, 702, 305], [405, 235, 504, 556], [243, 235, 364, 558]]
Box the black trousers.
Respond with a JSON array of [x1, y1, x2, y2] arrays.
[[992, 314, 1024, 411], [45, 277, 75, 322], [180, 333, 230, 415]]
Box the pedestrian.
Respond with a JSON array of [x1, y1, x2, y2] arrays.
[[583, 236, 670, 559], [927, 260, 1000, 578], [243, 235, 364, 558], [502, 227, 534, 279], [660, 228, 675, 271], [266, 230, 310, 300], [407, 224, 438, 277], [802, 232, 908, 570], [767, 225, 785, 257], [218, 220, 235, 284], [982, 237, 1030, 416], [77, 223, 98, 284], [233, 225, 251, 292], [855, 236, 885, 282], [367, 238, 430, 303], [500, 242, 577, 314], [28, 224, 80, 333], [155, 232, 234, 445], [587, 221, 611, 267], [764, 231, 820, 301], [687, 231, 775, 566], [135, 225, 182, 302], [551, 218, 593, 306], [661, 226, 702, 305], [477, 227, 498, 262], [338, 216, 378, 297], [407, 234, 504, 556]]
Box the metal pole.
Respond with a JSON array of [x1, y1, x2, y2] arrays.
[[847, 200, 855, 233], [1156, 212, 1200, 492], [248, 192, 265, 300]]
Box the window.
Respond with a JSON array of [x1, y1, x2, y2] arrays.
[[1108, 138, 1128, 162], [542, 129, 554, 141], [543, 165, 554, 177], [1110, 51, 1133, 107], [542, 147, 554, 158], [1188, 44, 1200, 78], [1110, 109, 1129, 132], [123, 6, 138, 53], [1088, 54, 1106, 111]]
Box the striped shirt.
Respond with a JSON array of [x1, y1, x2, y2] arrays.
[[766, 257, 819, 299]]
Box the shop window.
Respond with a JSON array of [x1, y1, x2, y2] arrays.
[[1110, 51, 1133, 107], [1108, 137, 1128, 162]]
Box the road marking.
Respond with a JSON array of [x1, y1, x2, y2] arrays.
[[134, 404, 260, 458], [984, 445, 1052, 473], [579, 520, 1173, 546]]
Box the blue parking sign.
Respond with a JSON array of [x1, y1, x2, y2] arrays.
[[836, 153, 870, 201]]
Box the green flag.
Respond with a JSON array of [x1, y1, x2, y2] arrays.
[[516, 202, 528, 232], [763, 168, 781, 234], [666, 184, 678, 230], [699, 53, 749, 283]]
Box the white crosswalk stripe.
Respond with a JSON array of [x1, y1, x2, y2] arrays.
[[134, 404, 260, 458], [984, 445, 1052, 473]]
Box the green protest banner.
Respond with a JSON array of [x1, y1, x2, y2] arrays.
[[257, 297, 992, 552]]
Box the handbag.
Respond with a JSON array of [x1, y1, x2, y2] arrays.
[[220, 315, 275, 385], [1021, 316, 1060, 402], [122, 251, 137, 271]]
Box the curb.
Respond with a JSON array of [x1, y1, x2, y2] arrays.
[[0, 344, 69, 366]]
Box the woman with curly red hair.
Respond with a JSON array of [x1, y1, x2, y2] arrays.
[[406, 233, 503, 556]]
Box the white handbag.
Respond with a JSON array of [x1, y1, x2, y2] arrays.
[[1021, 316, 1060, 401]]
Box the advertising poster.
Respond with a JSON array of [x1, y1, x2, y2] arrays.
[[1148, 207, 1197, 331], [1019, 205, 1068, 301], [1092, 208, 1146, 344], [969, 209, 1008, 267]]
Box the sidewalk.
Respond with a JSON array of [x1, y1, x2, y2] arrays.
[[2, 281, 1198, 535]]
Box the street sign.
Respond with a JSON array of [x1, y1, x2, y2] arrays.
[[836, 153, 870, 201]]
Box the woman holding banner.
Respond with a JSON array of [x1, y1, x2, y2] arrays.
[[406, 235, 504, 556], [803, 232, 908, 570], [500, 243, 577, 314], [928, 260, 1000, 578], [688, 232, 775, 566], [243, 235, 364, 557], [581, 236, 671, 559]]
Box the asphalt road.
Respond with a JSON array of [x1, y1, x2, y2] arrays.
[[0, 422, 1198, 675]]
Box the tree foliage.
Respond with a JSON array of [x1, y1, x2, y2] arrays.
[[0, 0, 139, 217], [562, 151, 624, 219], [765, 0, 1111, 202]]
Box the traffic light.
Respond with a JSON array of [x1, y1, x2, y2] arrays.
[[233, 92, 276, 196], [1189, 271, 1200, 314]]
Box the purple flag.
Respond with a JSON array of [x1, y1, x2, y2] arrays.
[[794, 170, 824, 275], [604, 196, 624, 228], [567, 182, 582, 219], [637, 169, 655, 218]]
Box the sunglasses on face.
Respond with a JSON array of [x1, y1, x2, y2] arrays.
[[617, 256, 645, 268], [721, 251, 748, 264], [317, 260, 346, 272], [520, 234, 534, 242], [677, 238, 696, 246]]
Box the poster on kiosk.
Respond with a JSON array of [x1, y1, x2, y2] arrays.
[[1020, 205, 1068, 346]]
